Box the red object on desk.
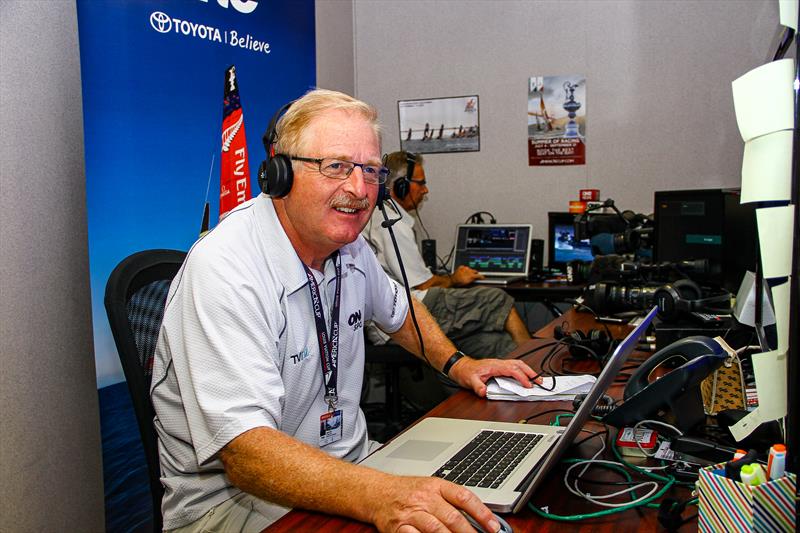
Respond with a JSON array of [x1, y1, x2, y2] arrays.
[[579, 189, 600, 201]]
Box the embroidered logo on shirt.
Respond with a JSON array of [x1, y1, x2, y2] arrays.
[[348, 309, 363, 331], [290, 347, 310, 364]]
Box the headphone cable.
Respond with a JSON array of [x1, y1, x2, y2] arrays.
[[377, 200, 429, 367]]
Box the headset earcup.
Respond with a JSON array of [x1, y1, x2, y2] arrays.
[[655, 284, 681, 320], [673, 279, 702, 301], [393, 177, 409, 199], [265, 154, 293, 198]]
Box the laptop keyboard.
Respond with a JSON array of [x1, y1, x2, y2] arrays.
[[433, 430, 543, 489]]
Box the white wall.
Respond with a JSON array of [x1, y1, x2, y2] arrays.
[[316, 0, 355, 95], [0, 1, 104, 530], [349, 0, 779, 262]]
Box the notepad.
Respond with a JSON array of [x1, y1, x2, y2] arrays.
[[486, 375, 596, 402]]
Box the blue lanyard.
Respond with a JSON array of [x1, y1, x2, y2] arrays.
[[302, 252, 341, 411]]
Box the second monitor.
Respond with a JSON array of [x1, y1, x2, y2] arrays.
[[547, 211, 595, 270], [451, 224, 532, 280]]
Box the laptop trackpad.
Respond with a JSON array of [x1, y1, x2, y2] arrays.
[[387, 440, 451, 461]]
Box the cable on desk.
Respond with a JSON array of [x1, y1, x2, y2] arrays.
[[519, 408, 572, 424], [527, 420, 690, 522]]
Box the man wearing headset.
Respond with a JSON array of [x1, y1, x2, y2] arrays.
[[151, 90, 538, 533], [364, 151, 533, 361]]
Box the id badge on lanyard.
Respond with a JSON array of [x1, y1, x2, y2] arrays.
[[302, 253, 344, 447]]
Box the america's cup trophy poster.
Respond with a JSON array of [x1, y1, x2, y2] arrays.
[[527, 75, 586, 166]]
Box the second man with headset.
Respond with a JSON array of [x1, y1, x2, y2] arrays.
[[364, 150, 532, 360]]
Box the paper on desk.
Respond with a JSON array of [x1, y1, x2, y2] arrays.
[[486, 375, 596, 401]]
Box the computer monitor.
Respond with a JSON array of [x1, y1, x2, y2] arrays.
[[451, 224, 532, 276], [653, 188, 756, 291], [547, 212, 595, 269]]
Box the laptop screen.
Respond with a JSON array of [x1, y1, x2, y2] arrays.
[[451, 224, 532, 276]]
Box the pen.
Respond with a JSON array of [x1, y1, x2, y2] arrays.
[[767, 444, 786, 480]]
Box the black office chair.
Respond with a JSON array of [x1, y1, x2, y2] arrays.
[[104, 249, 186, 533]]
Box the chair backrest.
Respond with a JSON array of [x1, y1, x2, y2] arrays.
[[104, 249, 186, 532]]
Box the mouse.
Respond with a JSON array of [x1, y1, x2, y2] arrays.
[[461, 510, 513, 533]]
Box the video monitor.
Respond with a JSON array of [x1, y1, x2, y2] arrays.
[[451, 224, 532, 275], [547, 212, 594, 269]]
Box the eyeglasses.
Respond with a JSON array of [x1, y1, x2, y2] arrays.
[[291, 156, 390, 185], [408, 177, 427, 186]]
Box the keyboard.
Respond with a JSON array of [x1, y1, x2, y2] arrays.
[[433, 430, 543, 488]]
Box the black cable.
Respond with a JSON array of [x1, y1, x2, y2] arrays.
[[377, 200, 430, 367], [522, 408, 572, 423], [465, 211, 497, 224], [564, 298, 614, 339], [571, 428, 609, 448]]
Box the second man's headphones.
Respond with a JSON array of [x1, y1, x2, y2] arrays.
[[392, 152, 417, 200], [258, 101, 390, 202], [553, 324, 614, 361], [654, 279, 731, 321]]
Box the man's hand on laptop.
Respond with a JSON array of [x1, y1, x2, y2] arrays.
[[370, 475, 501, 533], [449, 356, 541, 397], [450, 265, 484, 287]]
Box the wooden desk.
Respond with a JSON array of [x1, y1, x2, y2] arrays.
[[268, 310, 693, 532]]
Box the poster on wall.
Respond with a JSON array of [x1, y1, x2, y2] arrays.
[[76, 1, 315, 529], [399, 95, 480, 154], [527, 75, 586, 166]]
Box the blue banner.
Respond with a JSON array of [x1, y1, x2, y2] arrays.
[[77, 2, 315, 529], [77, 0, 316, 388]]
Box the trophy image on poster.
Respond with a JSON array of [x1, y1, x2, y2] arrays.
[[563, 81, 582, 138]]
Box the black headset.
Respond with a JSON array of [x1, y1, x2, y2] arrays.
[[653, 279, 731, 321], [392, 152, 417, 200], [258, 102, 294, 198], [553, 324, 613, 361], [258, 101, 390, 203]]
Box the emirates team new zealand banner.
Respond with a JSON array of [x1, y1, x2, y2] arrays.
[[77, 0, 315, 389]]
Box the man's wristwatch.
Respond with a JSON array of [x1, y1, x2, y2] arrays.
[[441, 350, 466, 377]]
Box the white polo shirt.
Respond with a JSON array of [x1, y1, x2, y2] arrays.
[[363, 201, 433, 301], [151, 194, 408, 530]]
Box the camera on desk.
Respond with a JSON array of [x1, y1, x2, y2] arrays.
[[582, 274, 733, 328], [573, 198, 654, 258], [568, 254, 720, 286]]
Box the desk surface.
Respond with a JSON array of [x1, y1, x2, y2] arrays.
[[268, 310, 692, 532]]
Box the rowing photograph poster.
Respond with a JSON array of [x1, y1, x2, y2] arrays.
[[399, 95, 480, 154], [527, 75, 586, 166]]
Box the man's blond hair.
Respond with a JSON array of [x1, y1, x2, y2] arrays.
[[275, 89, 382, 162]]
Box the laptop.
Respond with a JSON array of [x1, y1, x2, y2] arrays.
[[360, 306, 659, 513], [450, 224, 533, 285]]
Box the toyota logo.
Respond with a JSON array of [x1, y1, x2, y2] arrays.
[[150, 11, 172, 33]]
